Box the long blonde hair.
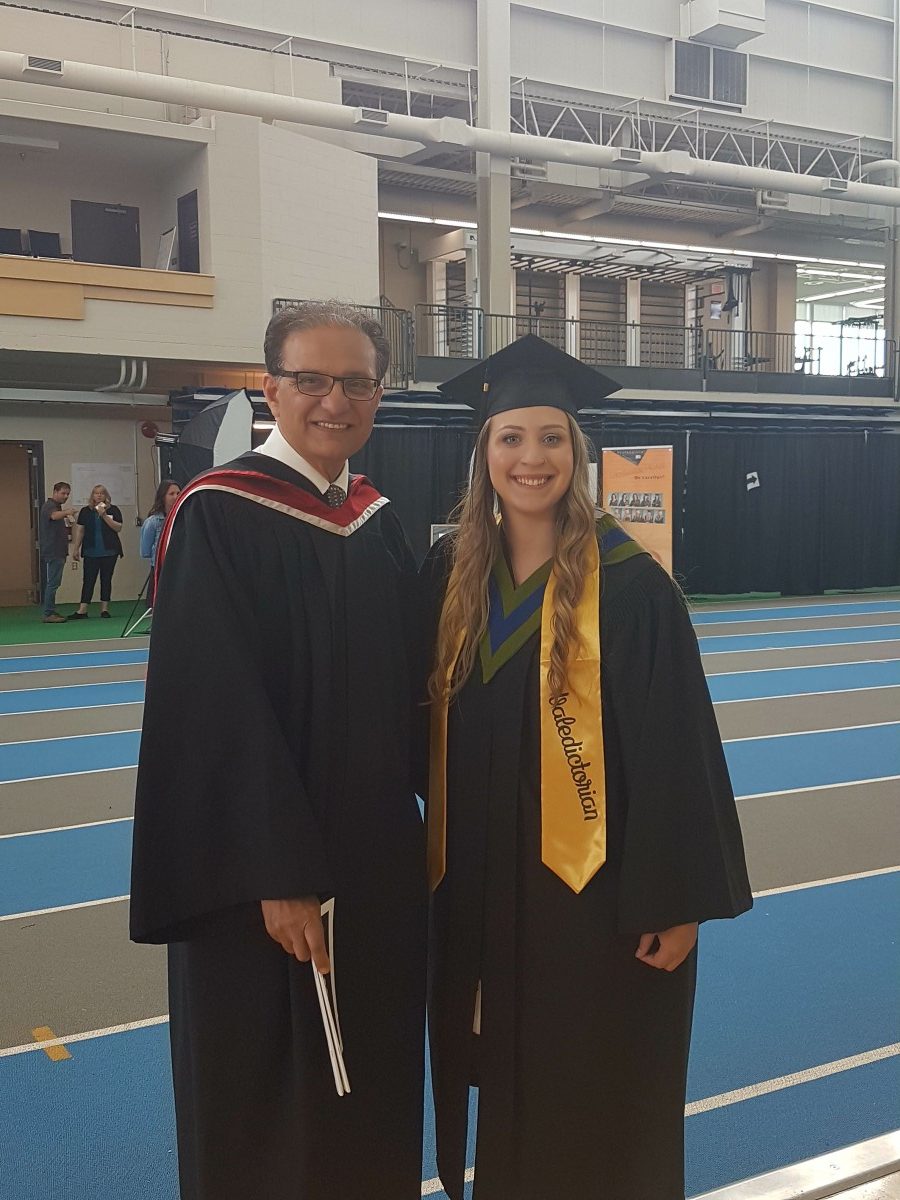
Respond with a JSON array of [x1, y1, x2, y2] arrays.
[[428, 414, 598, 703], [90, 485, 112, 509]]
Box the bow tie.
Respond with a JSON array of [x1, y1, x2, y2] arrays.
[[323, 484, 347, 508]]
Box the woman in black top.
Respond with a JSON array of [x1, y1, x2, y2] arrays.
[[70, 484, 124, 619]]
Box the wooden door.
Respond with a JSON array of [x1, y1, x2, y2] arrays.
[[0, 444, 37, 606]]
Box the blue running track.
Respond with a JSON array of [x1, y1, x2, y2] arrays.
[[698, 624, 900, 653], [1, 873, 897, 1199], [0, 682, 145, 716], [0, 731, 141, 785], [0, 821, 132, 916], [0, 649, 148, 676], [724, 722, 900, 797], [2, 722, 898, 918], [707, 659, 900, 702], [692, 601, 900, 625]]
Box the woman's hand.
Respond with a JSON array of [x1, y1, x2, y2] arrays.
[[635, 922, 698, 972], [261, 897, 331, 974]]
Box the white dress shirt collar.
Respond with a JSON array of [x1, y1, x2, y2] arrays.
[[256, 425, 350, 497]]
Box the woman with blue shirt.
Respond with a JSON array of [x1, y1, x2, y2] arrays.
[[140, 479, 180, 604], [70, 484, 124, 619]]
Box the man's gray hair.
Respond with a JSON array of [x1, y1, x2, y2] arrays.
[[264, 300, 391, 381]]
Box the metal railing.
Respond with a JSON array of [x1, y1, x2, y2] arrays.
[[272, 299, 414, 389], [416, 303, 483, 359], [412, 304, 896, 380]]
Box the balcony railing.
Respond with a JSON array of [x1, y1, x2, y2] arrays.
[[272, 299, 414, 389], [270, 302, 895, 388], [414, 305, 896, 380]]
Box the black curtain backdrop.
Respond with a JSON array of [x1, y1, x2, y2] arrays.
[[681, 430, 900, 594], [351, 424, 900, 595], [352, 427, 476, 558]]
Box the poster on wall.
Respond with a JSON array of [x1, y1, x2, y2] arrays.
[[601, 446, 674, 575], [71, 463, 136, 509]]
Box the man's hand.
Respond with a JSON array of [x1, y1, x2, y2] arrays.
[[261, 897, 331, 974], [635, 922, 698, 972]]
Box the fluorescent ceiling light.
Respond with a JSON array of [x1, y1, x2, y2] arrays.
[[797, 268, 882, 280], [803, 284, 885, 302], [379, 212, 886, 269], [0, 134, 59, 151]]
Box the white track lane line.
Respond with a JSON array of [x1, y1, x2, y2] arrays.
[[0, 895, 130, 922], [0, 645, 147, 660], [0, 728, 141, 748], [754, 865, 900, 898], [4, 861, 897, 925], [705, 656, 900, 676], [0, 1015, 168, 1059], [723, 719, 900, 742], [701, 639, 900, 656], [0, 817, 133, 839], [715, 684, 900, 705], [0, 765, 136, 787], [692, 612, 900, 627], [0, 702, 142, 717], [694, 598, 900, 614], [737, 774, 900, 801]]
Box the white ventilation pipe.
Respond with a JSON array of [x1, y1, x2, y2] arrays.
[[4, 50, 900, 208]]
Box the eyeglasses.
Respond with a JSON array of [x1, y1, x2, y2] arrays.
[[275, 371, 382, 402]]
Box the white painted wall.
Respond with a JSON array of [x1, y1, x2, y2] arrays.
[[258, 122, 381, 313], [1, 406, 169, 604]]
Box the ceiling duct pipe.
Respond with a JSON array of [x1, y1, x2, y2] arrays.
[[3, 51, 900, 209]]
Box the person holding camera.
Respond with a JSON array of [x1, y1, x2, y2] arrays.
[[70, 484, 124, 619]]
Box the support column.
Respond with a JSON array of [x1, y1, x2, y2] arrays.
[[625, 278, 641, 366], [886, 232, 900, 393], [565, 273, 580, 357], [425, 259, 448, 356], [476, 0, 512, 352], [887, 0, 900, 397]]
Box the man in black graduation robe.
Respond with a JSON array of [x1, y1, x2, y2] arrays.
[[131, 310, 426, 1199], [420, 520, 752, 1200]]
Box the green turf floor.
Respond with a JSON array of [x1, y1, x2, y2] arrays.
[[0, 602, 150, 646]]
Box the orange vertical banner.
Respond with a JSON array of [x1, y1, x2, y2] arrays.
[[601, 446, 674, 575]]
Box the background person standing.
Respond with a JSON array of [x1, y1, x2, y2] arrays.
[[140, 479, 181, 606], [70, 484, 124, 619], [38, 481, 76, 623]]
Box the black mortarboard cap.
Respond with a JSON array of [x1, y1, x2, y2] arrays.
[[438, 334, 621, 426]]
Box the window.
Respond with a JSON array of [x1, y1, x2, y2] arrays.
[[673, 42, 748, 108]]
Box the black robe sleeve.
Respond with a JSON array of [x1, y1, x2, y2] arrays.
[[130, 492, 333, 944], [410, 536, 455, 800], [602, 556, 753, 935]]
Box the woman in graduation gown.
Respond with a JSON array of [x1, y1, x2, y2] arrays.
[[419, 335, 753, 1200]]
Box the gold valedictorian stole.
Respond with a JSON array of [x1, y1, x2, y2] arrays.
[[428, 535, 606, 894]]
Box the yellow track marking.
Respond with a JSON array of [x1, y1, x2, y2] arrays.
[[31, 1026, 72, 1062]]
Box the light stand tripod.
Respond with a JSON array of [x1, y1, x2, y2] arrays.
[[121, 571, 152, 638]]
